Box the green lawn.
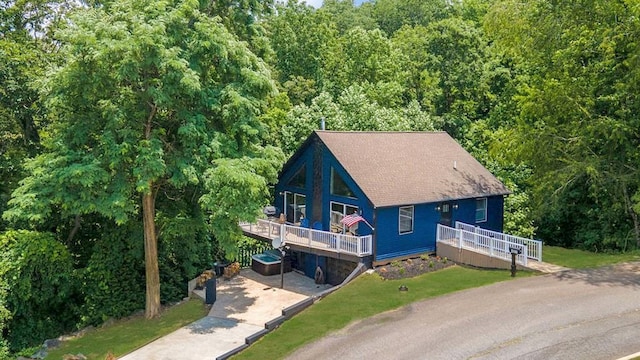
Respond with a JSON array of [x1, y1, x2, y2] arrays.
[[46, 298, 208, 360], [234, 266, 531, 360], [542, 245, 640, 269]]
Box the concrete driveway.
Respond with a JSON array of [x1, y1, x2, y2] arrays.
[[287, 262, 640, 360], [120, 269, 331, 360]]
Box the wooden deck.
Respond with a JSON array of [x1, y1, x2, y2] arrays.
[[240, 220, 373, 259]]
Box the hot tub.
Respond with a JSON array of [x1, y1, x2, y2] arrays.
[[252, 250, 291, 276]]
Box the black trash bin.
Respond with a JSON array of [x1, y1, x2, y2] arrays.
[[205, 278, 216, 305]]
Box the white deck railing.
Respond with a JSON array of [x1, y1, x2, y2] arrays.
[[240, 219, 372, 257], [455, 222, 542, 262], [437, 224, 528, 266]]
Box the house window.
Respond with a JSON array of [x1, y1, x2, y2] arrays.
[[330, 167, 355, 198], [399, 206, 414, 234], [330, 202, 359, 234], [286, 165, 306, 188], [475, 198, 487, 223], [284, 192, 306, 223]]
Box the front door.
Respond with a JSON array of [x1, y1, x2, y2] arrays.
[[439, 202, 452, 227]]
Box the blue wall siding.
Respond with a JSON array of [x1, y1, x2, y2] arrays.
[[274, 142, 375, 235], [375, 203, 440, 261], [449, 196, 504, 232]]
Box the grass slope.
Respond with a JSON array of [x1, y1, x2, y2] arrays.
[[543, 245, 640, 269], [46, 298, 208, 360], [235, 266, 528, 360]]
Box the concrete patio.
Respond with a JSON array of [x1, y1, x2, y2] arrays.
[[119, 269, 332, 360]]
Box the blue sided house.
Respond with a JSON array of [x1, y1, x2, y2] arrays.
[[270, 131, 510, 284]]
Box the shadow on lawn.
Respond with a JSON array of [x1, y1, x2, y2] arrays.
[[552, 262, 640, 289]]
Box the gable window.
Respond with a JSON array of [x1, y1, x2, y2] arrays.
[[330, 167, 355, 198], [399, 206, 414, 234], [284, 192, 306, 223], [475, 198, 487, 223], [286, 165, 306, 188]]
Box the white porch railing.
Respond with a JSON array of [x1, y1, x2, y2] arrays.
[[455, 222, 542, 262], [240, 219, 372, 257], [437, 224, 528, 266]]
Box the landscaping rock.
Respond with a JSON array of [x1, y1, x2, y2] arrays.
[[44, 338, 61, 349], [30, 348, 47, 359], [375, 255, 455, 280]]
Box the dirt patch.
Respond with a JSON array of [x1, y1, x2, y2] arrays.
[[375, 255, 455, 280]]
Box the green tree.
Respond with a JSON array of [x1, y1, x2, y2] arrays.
[[487, 0, 640, 249], [265, 1, 338, 102], [370, 0, 449, 35], [278, 87, 439, 154], [5, 0, 281, 318], [421, 17, 489, 137], [322, 27, 407, 98]]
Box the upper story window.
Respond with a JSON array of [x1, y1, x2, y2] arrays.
[[475, 198, 487, 223], [399, 206, 414, 234], [286, 165, 306, 188], [330, 167, 355, 198]]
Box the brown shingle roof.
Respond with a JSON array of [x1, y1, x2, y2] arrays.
[[316, 131, 510, 207]]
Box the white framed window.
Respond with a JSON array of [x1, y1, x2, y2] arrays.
[[284, 191, 306, 223], [475, 198, 487, 223], [330, 201, 359, 234], [399, 206, 414, 234]]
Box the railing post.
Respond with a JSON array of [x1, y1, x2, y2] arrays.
[[490, 237, 494, 257], [357, 236, 361, 256], [458, 229, 463, 248], [336, 234, 341, 252]]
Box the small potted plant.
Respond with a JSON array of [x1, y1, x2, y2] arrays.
[[223, 262, 241, 279]]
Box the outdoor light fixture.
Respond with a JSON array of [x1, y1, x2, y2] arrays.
[[453, 203, 459, 210], [435, 205, 441, 212]]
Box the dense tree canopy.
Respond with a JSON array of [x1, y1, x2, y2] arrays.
[[1, 0, 639, 355]]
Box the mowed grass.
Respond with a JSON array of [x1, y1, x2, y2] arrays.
[[46, 298, 208, 360], [235, 266, 532, 360], [543, 245, 640, 269]]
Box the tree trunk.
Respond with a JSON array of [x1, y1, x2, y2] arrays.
[[142, 188, 161, 319], [621, 184, 640, 248]]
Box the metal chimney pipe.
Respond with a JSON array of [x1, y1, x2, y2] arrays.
[[320, 117, 325, 130]]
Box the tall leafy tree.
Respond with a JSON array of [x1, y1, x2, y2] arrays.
[[487, 0, 640, 249], [265, 1, 338, 103], [370, 0, 449, 35], [5, 0, 282, 318]]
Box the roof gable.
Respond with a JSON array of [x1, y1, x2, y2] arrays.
[[315, 131, 510, 207]]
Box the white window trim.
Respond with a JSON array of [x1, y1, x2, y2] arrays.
[[475, 198, 487, 223], [330, 201, 359, 234], [399, 205, 414, 235], [284, 191, 306, 223]]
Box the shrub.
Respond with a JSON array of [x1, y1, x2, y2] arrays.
[[80, 224, 145, 326], [0, 230, 79, 352]]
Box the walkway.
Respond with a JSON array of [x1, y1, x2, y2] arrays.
[[525, 259, 570, 273], [120, 269, 331, 360]]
